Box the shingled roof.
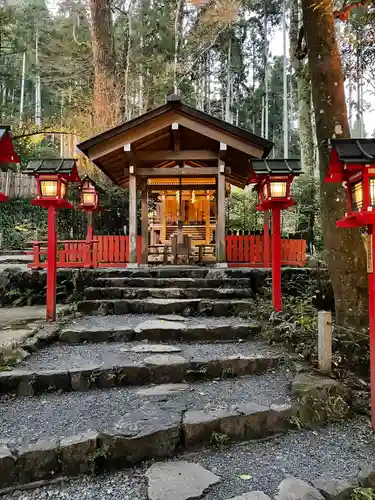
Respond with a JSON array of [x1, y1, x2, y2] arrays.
[[330, 139, 375, 163], [250, 159, 301, 175]]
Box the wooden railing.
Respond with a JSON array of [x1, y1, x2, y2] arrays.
[[226, 235, 306, 267], [27, 236, 141, 269], [27, 234, 306, 269]]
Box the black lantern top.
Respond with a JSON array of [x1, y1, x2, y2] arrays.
[[249, 159, 302, 179], [24, 159, 80, 182]]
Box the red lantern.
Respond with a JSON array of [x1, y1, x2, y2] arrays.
[[78, 176, 103, 242], [24, 159, 80, 321], [250, 159, 301, 312], [324, 138, 375, 430], [0, 192, 8, 202], [79, 177, 99, 212]]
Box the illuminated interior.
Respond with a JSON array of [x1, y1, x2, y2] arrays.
[[351, 181, 363, 210], [40, 178, 58, 198], [270, 181, 287, 198]]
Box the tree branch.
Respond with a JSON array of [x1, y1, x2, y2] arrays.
[[296, 0, 371, 60], [13, 130, 79, 140]]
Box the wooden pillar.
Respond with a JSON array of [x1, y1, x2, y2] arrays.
[[263, 210, 270, 267], [205, 196, 211, 243], [161, 193, 166, 242], [141, 184, 148, 265], [216, 159, 226, 264], [129, 165, 138, 265]]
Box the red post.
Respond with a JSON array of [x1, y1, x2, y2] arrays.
[[368, 226, 375, 430], [263, 210, 270, 268], [46, 205, 57, 321], [272, 206, 282, 312]]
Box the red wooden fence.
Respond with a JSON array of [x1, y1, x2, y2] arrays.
[[226, 235, 306, 267], [27, 235, 306, 269]]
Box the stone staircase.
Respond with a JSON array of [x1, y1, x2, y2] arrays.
[[0, 267, 357, 498], [77, 268, 262, 317]]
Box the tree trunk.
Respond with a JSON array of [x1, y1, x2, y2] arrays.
[[89, 0, 119, 131], [301, 0, 368, 329]]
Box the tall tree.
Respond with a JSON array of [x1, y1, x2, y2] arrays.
[[301, 0, 368, 328], [89, 0, 119, 131]]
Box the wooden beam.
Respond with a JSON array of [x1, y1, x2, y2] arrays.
[[149, 184, 217, 191], [136, 167, 219, 177], [216, 159, 226, 263], [219, 142, 227, 160], [136, 131, 170, 149], [136, 150, 218, 161], [176, 115, 264, 157], [124, 143, 137, 164], [171, 123, 180, 152], [129, 169, 138, 265], [88, 112, 179, 160], [141, 183, 148, 265]]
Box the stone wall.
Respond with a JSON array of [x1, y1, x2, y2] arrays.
[[0, 266, 333, 310]]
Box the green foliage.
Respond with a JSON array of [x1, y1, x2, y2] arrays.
[[210, 431, 230, 447], [350, 488, 374, 500], [297, 391, 349, 427], [226, 189, 262, 233], [0, 199, 47, 249]]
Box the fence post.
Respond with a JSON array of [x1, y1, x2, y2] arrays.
[[0, 232, 3, 250], [318, 310, 332, 375]]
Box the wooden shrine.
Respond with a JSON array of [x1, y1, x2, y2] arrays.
[[77, 95, 273, 266]]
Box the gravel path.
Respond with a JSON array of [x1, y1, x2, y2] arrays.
[[18, 341, 282, 371], [2, 418, 374, 500], [64, 314, 255, 331], [0, 369, 292, 444]]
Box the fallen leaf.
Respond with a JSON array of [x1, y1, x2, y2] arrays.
[[238, 474, 252, 480]]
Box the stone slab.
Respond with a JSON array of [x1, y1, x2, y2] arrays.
[[60, 430, 99, 475], [275, 477, 325, 500], [229, 492, 272, 500], [312, 477, 353, 500], [144, 354, 187, 366], [135, 320, 186, 333], [137, 383, 190, 396], [127, 344, 182, 353], [157, 315, 186, 322], [146, 460, 221, 500], [0, 443, 16, 487], [100, 404, 182, 464], [16, 438, 60, 484]]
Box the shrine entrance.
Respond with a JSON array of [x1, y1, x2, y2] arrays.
[[77, 94, 274, 266]]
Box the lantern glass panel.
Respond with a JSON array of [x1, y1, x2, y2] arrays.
[[370, 179, 375, 206], [351, 181, 363, 210], [270, 181, 287, 198], [82, 191, 96, 207], [40, 179, 58, 198], [60, 181, 67, 200]]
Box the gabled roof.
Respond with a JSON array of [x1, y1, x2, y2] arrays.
[[330, 139, 375, 163], [78, 95, 273, 157], [24, 159, 81, 182], [250, 159, 301, 176], [77, 96, 274, 189]]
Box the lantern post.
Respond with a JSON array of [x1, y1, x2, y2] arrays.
[[324, 138, 375, 429], [250, 159, 301, 312], [24, 159, 80, 321]]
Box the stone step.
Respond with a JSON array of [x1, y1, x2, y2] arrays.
[[84, 287, 254, 300], [0, 340, 282, 396], [0, 367, 294, 489], [77, 298, 256, 317], [60, 315, 261, 343], [1, 417, 372, 498], [93, 277, 254, 289]]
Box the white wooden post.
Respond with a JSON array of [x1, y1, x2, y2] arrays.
[[318, 311, 332, 375]]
